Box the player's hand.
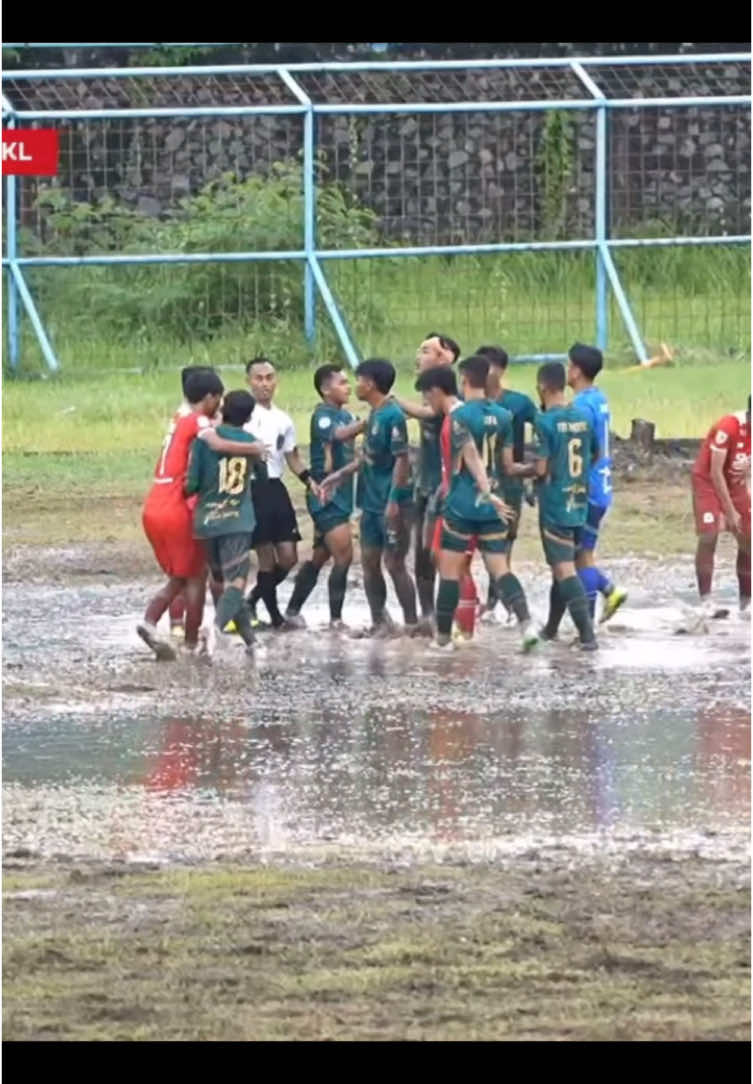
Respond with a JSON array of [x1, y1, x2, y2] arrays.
[[488, 494, 516, 522], [385, 500, 400, 528], [308, 480, 324, 502], [728, 508, 743, 536]]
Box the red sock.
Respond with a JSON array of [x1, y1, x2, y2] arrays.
[[454, 572, 478, 637]]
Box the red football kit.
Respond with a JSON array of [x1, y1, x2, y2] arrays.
[[691, 411, 750, 535], [142, 410, 210, 578]]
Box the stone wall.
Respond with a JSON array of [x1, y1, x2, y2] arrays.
[[16, 66, 751, 243]]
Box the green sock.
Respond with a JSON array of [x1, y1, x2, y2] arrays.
[[495, 573, 530, 624], [215, 586, 244, 632], [328, 563, 350, 622], [543, 579, 566, 638], [234, 604, 256, 647], [436, 578, 460, 638], [558, 575, 595, 644], [287, 560, 319, 616]]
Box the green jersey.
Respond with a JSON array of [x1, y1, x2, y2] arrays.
[[185, 424, 262, 538], [496, 388, 536, 500], [445, 399, 512, 522], [416, 411, 443, 496], [308, 402, 356, 516], [357, 400, 410, 514], [534, 405, 598, 526]]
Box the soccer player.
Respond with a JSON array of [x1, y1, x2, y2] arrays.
[[138, 371, 265, 660], [393, 332, 461, 621], [421, 355, 539, 652], [169, 365, 219, 638], [691, 395, 751, 614], [477, 344, 537, 622], [284, 364, 365, 629], [320, 359, 419, 636], [185, 389, 265, 656], [534, 361, 599, 651], [566, 343, 628, 623], [243, 357, 317, 629]]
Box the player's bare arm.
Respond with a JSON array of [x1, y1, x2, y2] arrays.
[[710, 446, 743, 534], [393, 394, 437, 421], [333, 418, 366, 442], [319, 454, 362, 502], [285, 447, 323, 501], [462, 439, 515, 522], [386, 451, 411, 527], [198, 428, 266, 458], [502, 445, 537, 478]]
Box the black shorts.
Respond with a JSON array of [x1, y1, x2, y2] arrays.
[[251, 478, 301, 546], [206, 533, 253, 584]]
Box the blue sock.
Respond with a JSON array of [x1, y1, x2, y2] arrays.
[[578, 567, 601, 619]]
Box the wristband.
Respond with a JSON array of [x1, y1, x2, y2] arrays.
[[298, 469, 312, 486], [389, 485, 413, 504]]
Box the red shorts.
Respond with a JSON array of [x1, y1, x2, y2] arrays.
[[142, 500, 206, 579], [692, 475, 751, 536]]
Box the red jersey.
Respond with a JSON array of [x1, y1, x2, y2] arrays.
[[145, 409, 211, 509], [693, 411, 750, 492], [439, 410, 453, 497]]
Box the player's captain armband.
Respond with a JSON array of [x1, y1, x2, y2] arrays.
[[389, 485, 413, 504], [715, 429, 730, 445]]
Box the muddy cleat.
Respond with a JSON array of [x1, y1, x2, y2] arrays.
[[282, 613, 307, 631], [137, 622, 177, 662], [224, 619, 239, 635], [520, 622, 540, 653], [579, 639, 599, 652], [538, 626, 559, 643], [479, 605, 500, 626], [329, 619, 350, 634], [429, 635, 455, 652], [370, 621, 396, 640], [600, 586, 628, 624]]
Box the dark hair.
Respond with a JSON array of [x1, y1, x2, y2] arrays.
[[181, 365, 215, 396], [416, 366, 458, 397], [355, 358, 396, 395], [568, 342, 603, 381], [426, 331, 461, 362], [537, 361, 566, 393], [458, 354, 490, 389], [476, 345, 509, 370], [314, 363, 343, 397], [222, 389, 255, 427], [245, 356, 274, 375], [184, 370, 224, 404]]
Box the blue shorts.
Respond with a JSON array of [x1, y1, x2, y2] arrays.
[[575, 503, 609, 553]]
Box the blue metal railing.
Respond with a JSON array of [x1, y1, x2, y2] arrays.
[[2, 52, 750, 372]]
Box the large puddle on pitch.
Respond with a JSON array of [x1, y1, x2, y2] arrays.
[[3, 557, 750, 866]]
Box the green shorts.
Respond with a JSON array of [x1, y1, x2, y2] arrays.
[[312, 508, 351, 549], [540, 519, 579, 566], [205, 532, 253, 584], [360, 509, 410, 554], [441, 514, 510, 554]]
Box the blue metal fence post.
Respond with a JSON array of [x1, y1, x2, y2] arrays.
[[4, 114, 20, 371], [278, 69, 316, 344], [595, 105, 608, 353], [303, 106, 316, 343]]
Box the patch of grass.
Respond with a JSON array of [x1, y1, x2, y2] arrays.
[[3, 858, 748, 1040]]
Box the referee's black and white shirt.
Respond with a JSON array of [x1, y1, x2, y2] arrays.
[[244, 402, 297, 479]]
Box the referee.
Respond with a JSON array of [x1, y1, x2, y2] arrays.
[[244, 357, 316, 629]]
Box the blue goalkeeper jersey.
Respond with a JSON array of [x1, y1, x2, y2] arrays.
[[573, 385, 612, 509]]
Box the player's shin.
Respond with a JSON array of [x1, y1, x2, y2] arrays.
[[388, 563, 418, 626], [577, 565, 601, 619], [183, 578, 206, 648], [415, 544, 436, 618], [436, 578, 461, 639], [362, 555, 388, 625], [736, 543, 751, 608], [695, 536, 717, 599], [328, 562, 350, 622], [286, 561, 319, 616], [558, 576, 596, 646], [542, 580, 567, 639], [214, 585, 244, 631], [494, 573, 530, 625]]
